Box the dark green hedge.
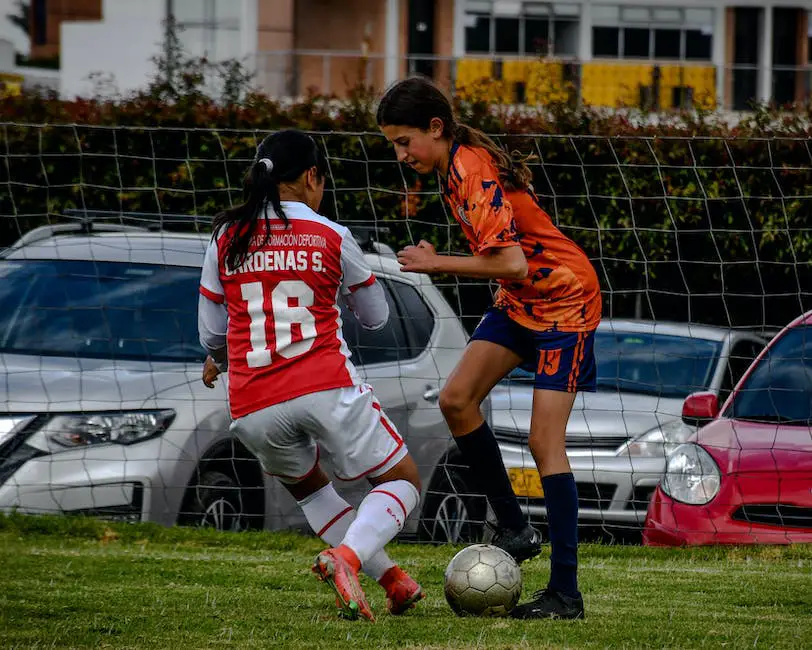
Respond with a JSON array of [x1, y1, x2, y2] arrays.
[[1, 85, 810, 332]]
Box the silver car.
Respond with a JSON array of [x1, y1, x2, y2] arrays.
[[423, 319, 767, 541], [0, 221, 469, 536]]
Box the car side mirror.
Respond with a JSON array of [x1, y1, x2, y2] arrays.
[[681, 391, 719, 428]]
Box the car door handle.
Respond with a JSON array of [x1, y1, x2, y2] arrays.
[[423, 386, 440, 403]]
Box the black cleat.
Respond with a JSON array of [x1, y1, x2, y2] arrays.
[[510, 589, 585, 620], [491, 524, 542, 564]]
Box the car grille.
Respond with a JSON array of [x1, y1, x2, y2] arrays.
[[568, 436, 629, 450], [71, 484, 144, 523], [495, 429, 627, 451], [521, 482, 615, 511], [625, 486, 656, 511], [577, 482, 616, 510], [732, 504, 812, 530]]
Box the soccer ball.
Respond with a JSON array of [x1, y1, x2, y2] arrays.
[[443, 544, 522, 617]]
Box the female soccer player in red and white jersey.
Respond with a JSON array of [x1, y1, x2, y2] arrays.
[[197, 129, 423, 622], [377, 78, 602, 620]]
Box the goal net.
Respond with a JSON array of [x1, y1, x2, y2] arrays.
[[0, 122, 809, 543]]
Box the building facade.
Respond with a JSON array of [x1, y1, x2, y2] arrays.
[[445, 0, 811, 110], [30, 0, 812, 111], [28, 0, 102, 61]]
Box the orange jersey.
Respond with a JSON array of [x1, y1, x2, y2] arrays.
[[443, 143, 602, 333]]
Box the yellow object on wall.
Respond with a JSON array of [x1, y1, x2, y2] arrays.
[[455, 59, 510, 103], [525, 60, 569, 104], [679, 65, 717, 109], [581, 61, 716, 109], [581, 62, 652, 106], [455, 58, 717, 109], [0, 73, 23, 98], [456, 59, 493, 89], [456, 57, 571, 105]]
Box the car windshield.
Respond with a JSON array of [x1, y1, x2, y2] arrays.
[[508, 330, 721, 399], [723, 325, 812, 425], [0, 259, 204, 363]]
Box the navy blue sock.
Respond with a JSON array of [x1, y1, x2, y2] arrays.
[[454, 421, 527, 531], [542, 472, 579, 598]]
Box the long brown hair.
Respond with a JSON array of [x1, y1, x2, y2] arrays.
[[376, 76, 533, 191]]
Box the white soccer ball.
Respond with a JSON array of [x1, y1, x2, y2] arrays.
[[443, 543, 523, 617]]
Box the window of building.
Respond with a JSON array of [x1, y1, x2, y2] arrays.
[[591, 5, 714, 61], [495, 13, 520, 54], [623, 27, 649, 58], [593, 27, 619, 57], [33, 0, 47, 46], [654, 29, 680, 59], [465, 7, 491, 53], [464, 0, 581, 57], [171, 0, 242, 61]]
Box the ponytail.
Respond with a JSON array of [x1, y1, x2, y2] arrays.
[[451, 123, 535, 192], [212, 159, 287, 272], [211, 129, 327, 272]]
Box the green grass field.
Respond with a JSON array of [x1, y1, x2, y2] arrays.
[[0, 513, 810, 649]]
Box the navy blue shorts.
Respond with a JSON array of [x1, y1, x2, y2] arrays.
[[469, 308, 597, 392]]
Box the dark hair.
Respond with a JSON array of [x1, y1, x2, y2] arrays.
[[376, 76, 534, 192], [212, 129, 328, 271]]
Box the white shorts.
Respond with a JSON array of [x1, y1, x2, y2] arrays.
[[230, 384, 408, 484]]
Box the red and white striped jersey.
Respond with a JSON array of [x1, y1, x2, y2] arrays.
[[199, 201, 378, 419]]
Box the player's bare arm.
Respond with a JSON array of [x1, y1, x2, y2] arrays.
[[397, 240, 527, 280]]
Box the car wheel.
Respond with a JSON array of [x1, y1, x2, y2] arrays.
[[418, 460, 491, 544], [180, 470, 249, 532]]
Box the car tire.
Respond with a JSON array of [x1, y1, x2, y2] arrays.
[[179, 470, 249, 532], [418, 459, 491, 544]]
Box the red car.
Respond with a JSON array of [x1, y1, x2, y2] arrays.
[[644, 310, 812, 546]]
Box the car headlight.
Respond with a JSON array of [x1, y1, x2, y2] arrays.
[[617, 419, 696, 458], [661, 443, 720, 505], [26, 410, 176, 453]]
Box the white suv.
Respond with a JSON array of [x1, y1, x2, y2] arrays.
[[0, 220, 470, 536]]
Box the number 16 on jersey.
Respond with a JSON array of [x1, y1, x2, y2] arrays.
[[240, 279, 317, 368]]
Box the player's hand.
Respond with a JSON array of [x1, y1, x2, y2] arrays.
[[397, 240, 439, 273], [202, 356, 222, 388]]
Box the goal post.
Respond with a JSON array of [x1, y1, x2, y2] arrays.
[[0, 122, 809, 541]]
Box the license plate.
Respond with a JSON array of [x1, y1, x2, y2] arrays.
[[508, 467, 544, 498]]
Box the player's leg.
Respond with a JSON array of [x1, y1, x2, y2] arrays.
[[303, 386, 417, 621], [229, 401, 395, 619], [341, 452, 422, 565], [510, 330, 596, 620], [346, 454, 425, 615], [283, 468, 398, 583], [439, 309, 541, 562]]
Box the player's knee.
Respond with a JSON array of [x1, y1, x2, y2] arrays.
[[438, 385, 474, 420], [528, 425, 566, 459], [370, 454, 422, 494], [398, 456, 422, 494], [406, 475, 422, 497]]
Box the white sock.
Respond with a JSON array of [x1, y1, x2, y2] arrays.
[[341, 480, 420, 565], [296, 482, 394, 581]]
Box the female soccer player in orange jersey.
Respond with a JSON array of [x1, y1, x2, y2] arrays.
[[377, 77, 602, 619]]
